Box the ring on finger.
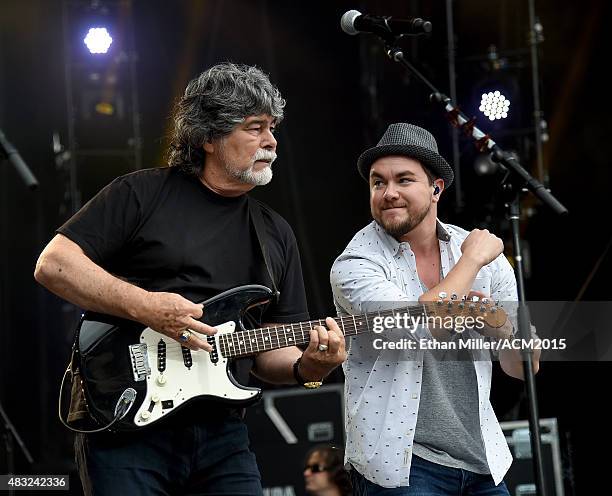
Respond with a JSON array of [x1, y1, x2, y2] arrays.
[[179, 329, 192, 343], [318, 343, 329, 352]]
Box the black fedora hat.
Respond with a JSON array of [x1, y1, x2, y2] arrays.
[[357, 123, 454, 188]]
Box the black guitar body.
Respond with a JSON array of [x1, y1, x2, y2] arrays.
[[75, 285, 274, 431]]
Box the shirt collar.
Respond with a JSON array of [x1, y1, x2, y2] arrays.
[[436, 220, 451, 242]]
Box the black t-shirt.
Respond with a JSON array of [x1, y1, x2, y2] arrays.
[[58, 166, 309, 321], [58, 166, 309, 394]]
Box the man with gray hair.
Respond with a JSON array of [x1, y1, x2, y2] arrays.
[[35, 62, 345, 495]]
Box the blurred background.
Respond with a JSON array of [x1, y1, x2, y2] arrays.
[[1, 0, 610, 494]]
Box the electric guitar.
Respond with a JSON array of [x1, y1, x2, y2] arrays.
[[72, 284, 506, 432]]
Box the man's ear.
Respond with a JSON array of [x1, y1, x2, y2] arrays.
[[203, 141, 214, 154], [432, 179, 444, 202]]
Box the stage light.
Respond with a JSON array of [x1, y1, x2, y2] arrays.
[[479, 91, 510, 121], [94, 102, 114, 116], [473, 153, 499, 176], [83, 27, 113, 54]]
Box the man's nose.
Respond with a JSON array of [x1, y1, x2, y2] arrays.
[[261, 128, 277, 150], [383, 183, 399, 200]]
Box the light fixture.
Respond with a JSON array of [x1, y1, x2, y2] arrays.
[[473, 153, 499, 176], [479, 91, 510, 121], [83, 27, 113, 54]]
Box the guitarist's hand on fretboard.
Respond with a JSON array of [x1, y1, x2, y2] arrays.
[[299, 317, 347, 381], [139, 291, 217, 352]]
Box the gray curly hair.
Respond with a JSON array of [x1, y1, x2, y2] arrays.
[[168, 62, 285, 175]]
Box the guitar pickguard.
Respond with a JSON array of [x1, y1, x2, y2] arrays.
[[132, 320, 259, 427]]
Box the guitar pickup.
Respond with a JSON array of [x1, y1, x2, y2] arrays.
[[161, 400, 174, 410], [129, 343, 151, 382], [157, 339, 167, 373], [181, 346, 193, 369], [208, 336, 218, 364]]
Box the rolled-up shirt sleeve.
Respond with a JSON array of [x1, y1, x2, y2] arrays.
[[331, 250, 413, 315]]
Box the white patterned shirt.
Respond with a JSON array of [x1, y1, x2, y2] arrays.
[[330, 220, 517, 488]]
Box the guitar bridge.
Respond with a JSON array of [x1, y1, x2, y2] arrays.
[[129, 343, 151, 382]]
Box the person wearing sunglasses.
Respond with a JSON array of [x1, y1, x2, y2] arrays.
[[304, 445, 352, 496]]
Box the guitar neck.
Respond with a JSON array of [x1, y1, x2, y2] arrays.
[[218, 304, 429, 359]]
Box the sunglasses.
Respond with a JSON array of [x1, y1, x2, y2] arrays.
[[304, 463, 328, 473]]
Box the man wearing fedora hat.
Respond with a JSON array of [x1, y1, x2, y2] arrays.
[[330, 123, 539, 494]]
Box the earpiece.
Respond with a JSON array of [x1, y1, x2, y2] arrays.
[[433, 185, 440, 195]]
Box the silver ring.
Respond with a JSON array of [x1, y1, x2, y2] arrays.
[[179, 330, 192, 343], [318, 344, 329, 352]]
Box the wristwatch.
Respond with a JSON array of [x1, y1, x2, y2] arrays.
[[293, 355, 323, 389]]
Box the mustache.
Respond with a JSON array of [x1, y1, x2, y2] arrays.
[[253, 149, 277, 164]]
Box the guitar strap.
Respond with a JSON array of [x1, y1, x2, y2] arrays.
[[248, 196, 280, 303]]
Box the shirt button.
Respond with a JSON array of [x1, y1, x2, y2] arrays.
[[411, 393, 418, 399]]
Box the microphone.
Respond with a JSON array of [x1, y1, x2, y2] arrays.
[[340, 9, 432, 39], [0, 129, 39, 190]]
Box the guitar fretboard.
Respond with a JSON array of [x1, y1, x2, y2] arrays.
[[218, 304, 430, 359]]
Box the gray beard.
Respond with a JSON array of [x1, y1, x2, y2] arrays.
[[225, 163, 273, 186], [218, 142, 275, 186]]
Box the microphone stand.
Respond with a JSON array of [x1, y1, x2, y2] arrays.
[[375, 34, 568, 496], [0, 131, 38, 496], [1, 402, 34, 496]]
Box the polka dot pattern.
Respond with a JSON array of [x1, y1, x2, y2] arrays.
[[330, 220, 516, 487]]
